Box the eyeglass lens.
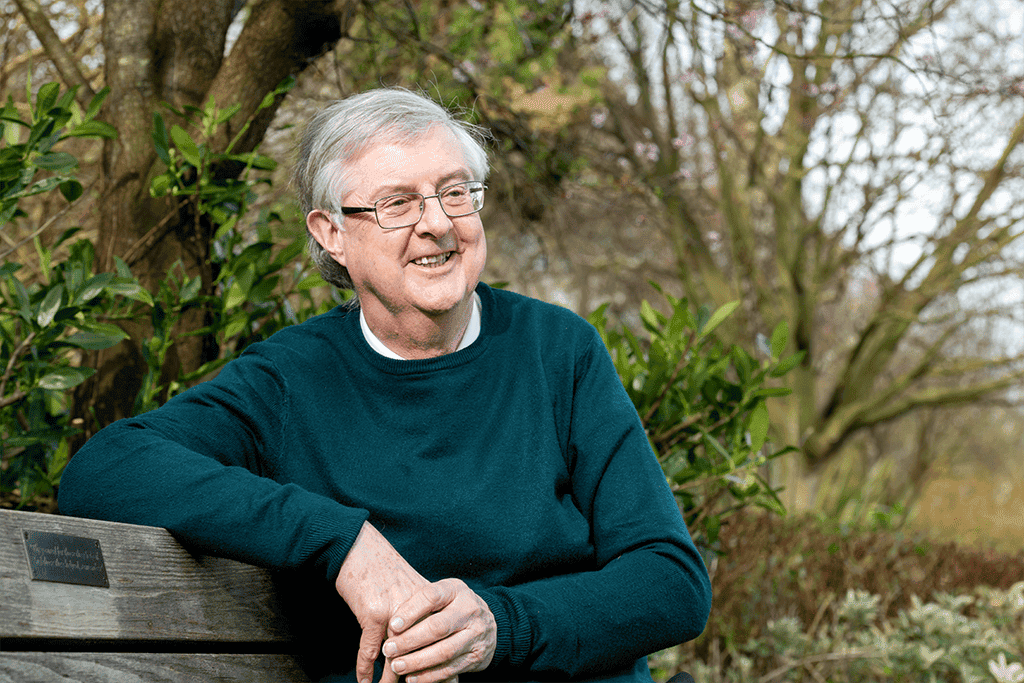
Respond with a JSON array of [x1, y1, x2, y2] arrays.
[[376, 182, 484, 228]]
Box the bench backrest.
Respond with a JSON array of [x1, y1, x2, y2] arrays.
[[0, 508, 311, 682]]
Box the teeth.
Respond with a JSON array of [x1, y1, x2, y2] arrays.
[[413, 252, 452, 266]]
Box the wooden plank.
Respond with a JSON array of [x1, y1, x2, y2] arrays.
[[0, 510, 294, 643], [0, 652, 311, 682]]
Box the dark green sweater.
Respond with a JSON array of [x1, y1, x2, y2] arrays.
[[59, 284, 711, 682]]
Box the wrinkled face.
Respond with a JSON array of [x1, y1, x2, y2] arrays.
[[312, 126, 487, 320]]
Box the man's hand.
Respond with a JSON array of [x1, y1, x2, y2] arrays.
[[381, 578, 497, 683], [335, 522, 431, 683]]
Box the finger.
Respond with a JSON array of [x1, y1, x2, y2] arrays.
[[392, 606, 461, 656], [391, 641, 482, 683], [354, 621, 386, 683], [389, 580, 457, 636], [388, 627, 493, 683], [380, 658, 400, 683]]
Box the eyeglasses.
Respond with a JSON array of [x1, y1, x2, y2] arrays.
[[340, 181, 486, 230]]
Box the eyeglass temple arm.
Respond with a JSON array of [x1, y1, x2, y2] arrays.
[[339, 206, 375, 215]]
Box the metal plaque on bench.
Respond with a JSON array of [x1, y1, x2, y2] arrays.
[[22, 529, 110, 588]]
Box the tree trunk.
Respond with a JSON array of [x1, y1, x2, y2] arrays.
[[63, 0, 356, 442]]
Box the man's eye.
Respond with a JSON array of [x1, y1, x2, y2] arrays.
[[380, 195, 416, 211]]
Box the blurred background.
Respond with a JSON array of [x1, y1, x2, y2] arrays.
[[2, 0, 1023, 680]]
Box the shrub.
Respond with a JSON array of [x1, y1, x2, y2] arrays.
[[589, 292, 800, 551], [654, 511, 1024, 682], [1, 81, 146, 504], [1, 81, 333, 506]]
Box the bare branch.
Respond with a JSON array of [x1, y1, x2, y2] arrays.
[[12, 0, 95, 103]]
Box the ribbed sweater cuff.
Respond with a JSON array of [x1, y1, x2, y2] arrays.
[[477, 588, 531, 669], [306, 507, 371, 582]]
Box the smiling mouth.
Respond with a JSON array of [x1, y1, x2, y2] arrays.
[[411, 252, 454, 267]]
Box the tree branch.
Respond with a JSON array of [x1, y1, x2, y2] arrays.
[[12, 0, 96, 103]]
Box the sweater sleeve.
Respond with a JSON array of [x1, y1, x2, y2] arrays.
[[57, 347, 369, 582], [476, 332, 712, 678]]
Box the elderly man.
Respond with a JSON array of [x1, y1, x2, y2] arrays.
[[59, 88, 711, 683]]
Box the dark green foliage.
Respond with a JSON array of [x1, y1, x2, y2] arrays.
[[1, 81, 335, 505], [588, 287, 801, 550], [0, 82, 142, 504]]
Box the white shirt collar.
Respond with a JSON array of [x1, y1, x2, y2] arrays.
[[359, 291, 482, 360]]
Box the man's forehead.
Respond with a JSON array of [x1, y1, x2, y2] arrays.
[[346, 128, 469, 192]]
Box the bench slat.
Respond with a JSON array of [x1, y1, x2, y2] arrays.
[[0, 652, 311, 682], [0, 509, 294, 644]]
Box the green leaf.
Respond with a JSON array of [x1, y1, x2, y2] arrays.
[[180, 275, 203, 303], [259, 90, 278, 109], [38, 365, 95, 390], [34, 236, 52, 282], [36, 284, 64, 326], [54, 85, 77, 111], [0, 261, 22, 279], [297, 271, 326, 291], [769, 350, 806, 378], [170, 124, 202, 167], [35, 82, 60, 117], [699, 300, 739, 337], [271, 239, 305, 267], [224, 266, 255, 309], [113, 256, 133, 279], [248, 275, 280, 303], [75, 273, 113, 303], [84, 87, 110, 120], [67, 119, 117, 139], [47, 438, 71, 482], [33, 151, 78, 172], [640, 300, 663, 333], [221, 311, 248, 339], [150, 172, 173, 197], [59, 179, 83, 202], [65, 328, 128, 350], [215, 103, 242, 124], [10, 275, 32, 321], [748, 401, 770, 452], [107, 279, 155, 306], [152, 113, 171, 165], [770, 320, 789, 359]]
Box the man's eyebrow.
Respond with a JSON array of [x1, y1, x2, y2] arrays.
[[436, 170, 471, 186]]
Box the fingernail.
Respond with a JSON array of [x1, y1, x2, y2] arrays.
[[392, 659, 406, 674], [390, 617, 404, 630], [383, 641, 396, 657]]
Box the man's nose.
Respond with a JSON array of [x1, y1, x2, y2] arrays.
[[413, 194, 453, 238]]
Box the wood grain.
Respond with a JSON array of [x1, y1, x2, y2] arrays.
[[0, 510, 294, 644], [0, 652, 310, 682]]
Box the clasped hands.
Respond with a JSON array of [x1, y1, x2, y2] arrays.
[[336, 522, 497, 683]]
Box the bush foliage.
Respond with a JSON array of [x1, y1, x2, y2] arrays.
[[1, 81, 339, 503], [653, 512, 1024, 682]]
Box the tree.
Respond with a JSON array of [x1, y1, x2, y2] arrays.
[[8, 0, 357, 436], [573, 0, 1024, 506]]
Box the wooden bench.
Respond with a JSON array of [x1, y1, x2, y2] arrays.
[[1, 508, 699, 683], [0, 508, 311, 682]]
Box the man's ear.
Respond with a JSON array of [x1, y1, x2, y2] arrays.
[[306, 210, 346, 268]]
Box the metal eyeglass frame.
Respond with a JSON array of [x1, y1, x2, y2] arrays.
[[339, 181, 486, 230]]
